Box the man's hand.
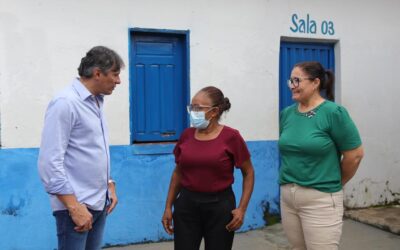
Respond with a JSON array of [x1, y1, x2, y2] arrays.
[[107, 182, 118, 214], [57, 194, 93, 232], [225, 207, 245, 232], [69, 203, 93, 232]]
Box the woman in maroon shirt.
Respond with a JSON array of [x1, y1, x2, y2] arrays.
[[162, 86, 255, 250]]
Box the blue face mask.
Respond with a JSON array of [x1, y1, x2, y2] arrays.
[[190, 111, 210, 129]]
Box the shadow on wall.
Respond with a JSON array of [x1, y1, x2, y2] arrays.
[[1, 195, 25, 216], [261, 199, 281, 226]]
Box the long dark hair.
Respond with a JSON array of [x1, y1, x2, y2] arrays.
[[295, 61, 335, 101]]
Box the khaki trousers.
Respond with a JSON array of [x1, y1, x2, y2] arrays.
[[280, 184, 344, 250]]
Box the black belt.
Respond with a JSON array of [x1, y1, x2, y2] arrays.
[[180, 186, 233, 203]]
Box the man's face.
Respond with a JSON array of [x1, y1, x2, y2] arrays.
[[94, 68, 121, 95]]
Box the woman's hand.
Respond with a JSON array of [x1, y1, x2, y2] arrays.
[[226, 207, 245, 232], [341, 146, 364, 185], [162, 166, 181, 235], [162, 208, 174, 235], [225, 159, 255, 232]]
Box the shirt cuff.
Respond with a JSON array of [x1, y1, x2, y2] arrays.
[[45, 178, 74, 195]]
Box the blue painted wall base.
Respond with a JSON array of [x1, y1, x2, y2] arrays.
[[0, 141, 279, 249]]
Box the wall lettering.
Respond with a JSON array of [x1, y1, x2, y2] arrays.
[[290, 13, 335, 36]]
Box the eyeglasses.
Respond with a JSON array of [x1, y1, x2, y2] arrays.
[[287, 77, 314, 88], [186, 104, 214, 113]]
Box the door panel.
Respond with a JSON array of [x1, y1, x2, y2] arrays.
[[130, 32, 187, 142], [279, 42, 335, 111]]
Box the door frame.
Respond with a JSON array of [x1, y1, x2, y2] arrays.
[[279, 39, 336, 112]]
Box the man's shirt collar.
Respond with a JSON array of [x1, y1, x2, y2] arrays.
[[72, 78, 93, 101]]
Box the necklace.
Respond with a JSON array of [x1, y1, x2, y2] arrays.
[[297, 100, 326, 118], [302, 110, 316, 118]]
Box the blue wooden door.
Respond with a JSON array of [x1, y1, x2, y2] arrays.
[[279, 42, 335, 111], [130, 32, 188, 142]]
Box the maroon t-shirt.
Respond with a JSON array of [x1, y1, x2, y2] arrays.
[[173, 126, 250, 193]]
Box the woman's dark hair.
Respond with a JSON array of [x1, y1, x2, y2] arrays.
[[294, 61, 335, 101], [78, 46, 125, 78], [200, 86, 231, 117]]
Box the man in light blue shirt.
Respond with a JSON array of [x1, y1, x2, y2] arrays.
[[38, 46, 124, 250]]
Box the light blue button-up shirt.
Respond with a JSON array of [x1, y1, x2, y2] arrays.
[[38, 78, 110, 211]]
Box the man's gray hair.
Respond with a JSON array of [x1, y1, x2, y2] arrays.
[[78, 46, 125, 78]]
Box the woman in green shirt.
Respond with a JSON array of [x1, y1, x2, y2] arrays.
[[279, 61, 364, 250]]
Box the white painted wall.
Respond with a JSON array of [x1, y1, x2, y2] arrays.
[[0, 0, 399, 207], [330, 1, 400, 207]]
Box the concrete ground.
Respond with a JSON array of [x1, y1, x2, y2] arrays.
[[108, 206, 400, 250], [344, 205, 400, 235]]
